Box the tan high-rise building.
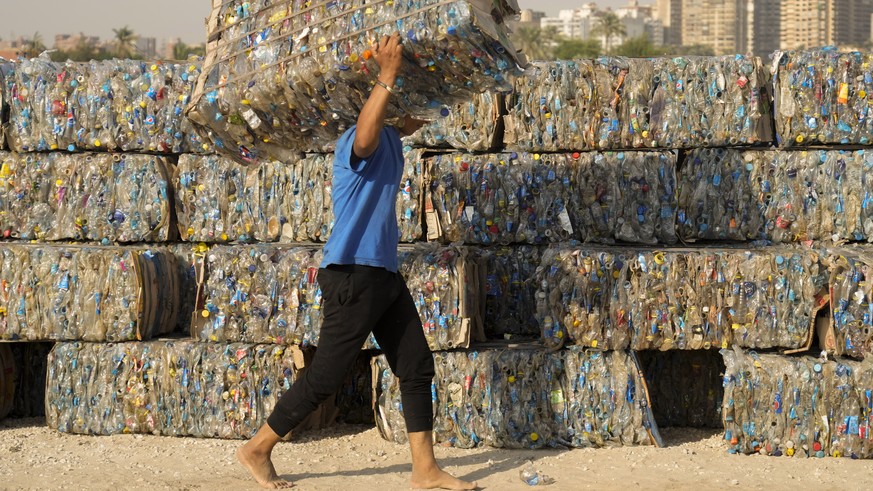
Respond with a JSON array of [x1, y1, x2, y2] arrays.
[[681, 0, 750, 54], [655, 0, 683, 45]]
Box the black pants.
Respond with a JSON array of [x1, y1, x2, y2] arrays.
[[267, 264, 435, 437]]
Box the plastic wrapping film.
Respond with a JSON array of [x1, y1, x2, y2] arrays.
[[372, 346, 657, 448], [44, 340, 340, 438], [186, 0, 526, 163], [773, 49, 873, 147], [425, 151, 677, 246], [402, 92, 502, 151], [0, 244, 179, 342], [192, 244, 482, 350], [721, 347, 873, 458], [535, 244, 828, 351], [481, 245, 542, 340], [175, 150, 423, 243], [0, 152, 173, 243], [636, 349, 724, 428], [9, 342, 52, 418], [503, 56, 772, 152], [678, 149, 873, 243], [4, 56, 211, 154]]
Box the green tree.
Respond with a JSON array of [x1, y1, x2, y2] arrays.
[[614, 35, 659, 58], [592, 12, 626, 54], [50, 39, 113, 62], [511, 26, 558, 61], [553, 39, 602, 60], [112, 25, 137, 58], [661, 44, 715, 56], [173, 42, 206, 60], [20, 32, 46, 58]]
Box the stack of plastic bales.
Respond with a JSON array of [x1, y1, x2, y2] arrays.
[[186, 0, 526, 163]]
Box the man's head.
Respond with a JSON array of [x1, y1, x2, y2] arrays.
[[397, 115, 428, 137]]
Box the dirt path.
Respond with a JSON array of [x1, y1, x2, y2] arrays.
[[1, 418, 871, 490]]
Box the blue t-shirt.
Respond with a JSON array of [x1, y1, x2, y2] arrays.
[[321, 125, 403, 272]]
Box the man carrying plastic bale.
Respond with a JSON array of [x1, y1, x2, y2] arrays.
[[237, 33, 477, 490]]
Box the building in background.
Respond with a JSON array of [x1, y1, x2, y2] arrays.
[[539, 1, 662, 47], [136, 37, 158, 58], [517, 9, 546, 28], [54, 33, 101, 52], [681, 0, 751, 55], [655, 0, 683, 45], [617, 0, 664, 46]]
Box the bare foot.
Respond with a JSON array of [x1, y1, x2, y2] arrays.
[[410, 466, 477, 490], [236, 445, 294, 489]]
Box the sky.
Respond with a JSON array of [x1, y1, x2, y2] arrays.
[[1, 0, 634, 45]]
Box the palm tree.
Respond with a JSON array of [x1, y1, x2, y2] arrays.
[[20, 32, 46, 58], [112, 26, 137, 58], [592, 12, 626, 54], [511, 26, 557, 61]]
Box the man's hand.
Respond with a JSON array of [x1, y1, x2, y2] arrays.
[[353, 33, 405, 159], [372, 33, 403, 83]]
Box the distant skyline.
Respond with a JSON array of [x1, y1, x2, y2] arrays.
[[2, 0, 635, 45]]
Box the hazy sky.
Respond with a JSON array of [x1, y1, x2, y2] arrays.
[[2, 0, 633, 45]]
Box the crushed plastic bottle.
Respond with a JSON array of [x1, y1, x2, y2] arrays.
[[5, 56, 210, 154], [0, 151, 173, 243], [0, 244, 178, 342], [825, 246, 873, 359], [519, 460, 554, 486], [503, 56, 772, 152], [187, 0, 525, 164], [373, 347, 657, 449]]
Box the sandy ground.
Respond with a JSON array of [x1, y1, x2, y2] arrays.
[[1, 418, 872, 491]]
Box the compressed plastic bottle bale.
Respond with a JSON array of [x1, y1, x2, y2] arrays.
[[677, 148, 764, 241], [373, 346, 658, 449], [535, 245, 826, 351], [187, 0, 525, 164], [826, 246, 873, 359], [503, 56, 772, 152], [175, 152, 421, 243], [0, 244, 178, 342], [0, 152, 173, 243], [773, 49, 873, 147], [402, 92, 502, 151], [425, 152, 575, 245], [636, 350, 724, 428], [535, 245, 626, 350], [45, 340, 319, 438], [720, 348, 873, 458], [679, 149, 873, 243], [6, 56, 210, 153], [570, 151, 677, 245], [481, 245, 542, 339], [648, 55, 772, 149]]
